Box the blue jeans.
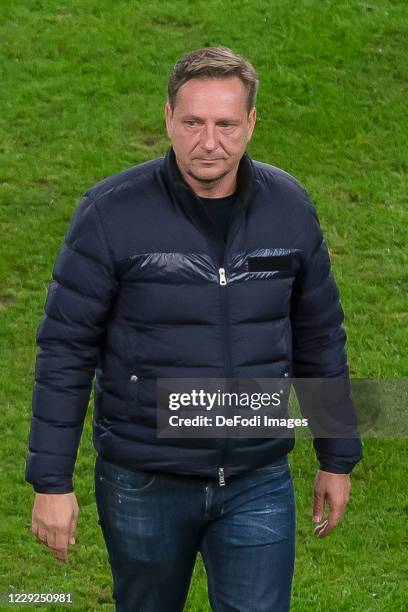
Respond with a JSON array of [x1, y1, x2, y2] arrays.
[[94, 455, 296, 612]]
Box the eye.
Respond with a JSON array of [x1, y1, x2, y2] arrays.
[[219, 122, 236, 130], [185, 119, 198, 126]]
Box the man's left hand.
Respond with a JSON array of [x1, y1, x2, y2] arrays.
[[312, 470, 351, 538]]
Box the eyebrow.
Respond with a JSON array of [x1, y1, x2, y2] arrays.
[[181, 115, 240, 123]]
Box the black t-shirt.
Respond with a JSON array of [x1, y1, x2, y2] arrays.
[[198, 193, 237, 242]]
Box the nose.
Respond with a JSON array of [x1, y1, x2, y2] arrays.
[[201, 123, 217, 152]]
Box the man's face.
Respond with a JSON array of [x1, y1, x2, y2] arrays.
[[165, 77, 256, 188]]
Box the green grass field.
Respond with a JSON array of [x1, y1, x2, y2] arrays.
[[0, 1, 407, 610]]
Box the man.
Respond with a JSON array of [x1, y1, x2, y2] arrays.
[[26, 47, 362, 611]]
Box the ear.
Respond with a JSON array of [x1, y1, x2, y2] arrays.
[[165, 102, 173, 139], [247, 106, 257, 141]]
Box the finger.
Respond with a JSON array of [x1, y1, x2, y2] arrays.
[[68, 515, 78, 546], [53, 542, 68, 562], [312, 487, 325, 523], [327, 507, 345, 531], [51, 544, 68, 563], [314, 518, 328, 537], [40, 527, 66, 562], [37, 526, 48, 544], [46, 529, 57, 549], [52, 547, 68, 562], [315, 508, 344, 538], [53, 550, 68, 563], [53, 532, 69, 562], [315, 521, 333, 538]]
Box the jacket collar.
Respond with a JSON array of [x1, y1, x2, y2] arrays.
[[160, 146, 259, 258]]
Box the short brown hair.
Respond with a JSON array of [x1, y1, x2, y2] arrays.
[[167, 46, 259, 113]]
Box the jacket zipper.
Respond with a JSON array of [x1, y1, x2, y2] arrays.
[[216, 203, 248, 487], [195, 204, 246, 487], [218, 267, 231, 372], [218, 467, 225, 486], [217, 265, 232, 486]]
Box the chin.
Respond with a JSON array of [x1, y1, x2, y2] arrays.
[[189, 163, 229, 182], [191, 170, 228, 183]]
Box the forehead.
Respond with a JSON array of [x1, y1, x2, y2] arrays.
[[174, 77, 247, 117]]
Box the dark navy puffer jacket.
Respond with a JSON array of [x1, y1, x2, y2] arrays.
[[25, 146, 362, 493]]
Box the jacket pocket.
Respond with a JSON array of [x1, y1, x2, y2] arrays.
[[247, 254, 297, 273]]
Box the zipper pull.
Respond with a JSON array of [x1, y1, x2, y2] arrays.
[[218, 467, 226, 486], [218, 268, 227, 285]]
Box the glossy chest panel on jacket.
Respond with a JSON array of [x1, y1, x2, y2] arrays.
[[112, 248, 300, 327], [116, 247, 302, 285]]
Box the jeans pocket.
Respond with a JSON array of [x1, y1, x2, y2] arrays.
[[96, 456, 157, 493]]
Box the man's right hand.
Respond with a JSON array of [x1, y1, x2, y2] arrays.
[[31, 492, 79, 563]]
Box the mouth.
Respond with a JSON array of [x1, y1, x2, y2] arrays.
[[196, 158, 222, 162]]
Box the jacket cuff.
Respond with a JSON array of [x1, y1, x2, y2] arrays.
[[32, 483, 74, 494], [318, 462, 354, 474], [314, 437, 363, 474], [316, 451, 363, 474]]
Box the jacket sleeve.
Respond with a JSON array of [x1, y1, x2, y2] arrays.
[[25, 193, 118, 493], [290, 194, 363, 474]]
